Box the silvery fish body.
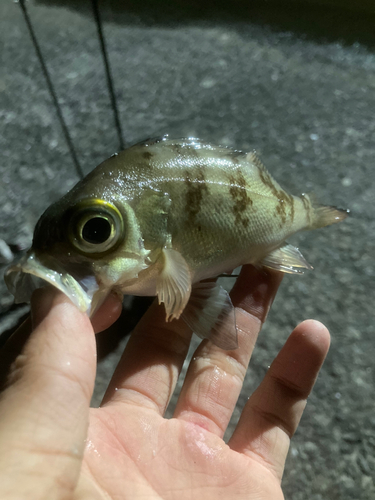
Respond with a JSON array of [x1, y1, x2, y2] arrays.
[[5, 137, 347, 349]]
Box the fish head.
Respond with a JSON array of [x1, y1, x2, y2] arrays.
[[5, 192, 150, 316]]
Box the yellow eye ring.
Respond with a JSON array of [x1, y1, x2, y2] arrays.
[[68, 199, 124, 255]]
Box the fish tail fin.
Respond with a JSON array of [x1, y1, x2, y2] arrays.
[[304, 193, 349, 229]]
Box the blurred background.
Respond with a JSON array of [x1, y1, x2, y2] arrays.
[[0, 0, 374, 498]]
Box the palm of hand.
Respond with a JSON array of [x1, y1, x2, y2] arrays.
[[82, 404, 281, 500]]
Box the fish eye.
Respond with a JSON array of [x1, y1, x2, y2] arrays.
[[69, 199, 124, 254], [82, 217, 112, 244]]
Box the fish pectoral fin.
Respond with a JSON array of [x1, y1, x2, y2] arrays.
[[156, 248, 191, 321], [260, 243, 313, 274], [181, 281, 238, 350]]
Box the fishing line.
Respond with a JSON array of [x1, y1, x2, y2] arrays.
[[18, 0, 84, 179], [91, 0, 125, 151]]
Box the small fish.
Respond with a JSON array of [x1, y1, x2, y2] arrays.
[[5, 137, 348, 349]]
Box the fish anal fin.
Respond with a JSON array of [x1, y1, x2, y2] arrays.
[[156, 248, 191, 321], [182, 281, 238, 350], [260, 244, 313, 274]]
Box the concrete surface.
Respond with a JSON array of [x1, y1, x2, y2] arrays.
[[0, 1, 374, 498]]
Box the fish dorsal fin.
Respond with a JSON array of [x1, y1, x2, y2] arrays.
[[246, 151, 288, 198], [246, 150, 267, 171], [260, 243, 313, 274], [181, 281, 238, 350], [156, 248, 191, 321]]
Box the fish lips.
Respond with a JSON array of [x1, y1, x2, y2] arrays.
[[4, 251, 102, 316]]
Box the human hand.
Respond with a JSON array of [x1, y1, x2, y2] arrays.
[[0, 265, 330, 499]]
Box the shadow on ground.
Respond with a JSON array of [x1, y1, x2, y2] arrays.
[[35, 0, 375, 49]]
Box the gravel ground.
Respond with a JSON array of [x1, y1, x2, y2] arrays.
[[0, 1, 374, 498]]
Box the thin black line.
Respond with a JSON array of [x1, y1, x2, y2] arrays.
[[91, 0, 125, 151], [19, 0, 84, 179]]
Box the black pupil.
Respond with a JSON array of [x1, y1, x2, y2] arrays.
[[82, 217, 111, 244]]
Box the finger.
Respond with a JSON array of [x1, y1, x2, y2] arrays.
[[173, 265, 283, 437], [229, 320, 330, 482], [0, 288, 97, 496], [90, 292, 123, 333], [0, 291, 120, 389], [0, 290, 122, 380], [101, 299, 193, 415]]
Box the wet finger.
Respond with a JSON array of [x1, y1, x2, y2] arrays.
[[0, 288, 97, 496], [173, 266, 283, 437], [0, 288, 120, 388], [90, 292, 123, 333], [101, 299, 192, 415], [229, 320, 330, 482]]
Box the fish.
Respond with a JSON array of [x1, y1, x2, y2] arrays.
[[5, 136, 348, 349]]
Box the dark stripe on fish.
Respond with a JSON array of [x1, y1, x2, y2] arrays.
[[300, 194, 312, 225], [184, 168, 208, 224], [228, 170, 252, 228], [255, 156, 295, 226]]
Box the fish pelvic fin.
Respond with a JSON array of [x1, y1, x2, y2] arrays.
[[301, 193, 349, 229], [181, 281, 238, 350], [156, 248, 192, 321]]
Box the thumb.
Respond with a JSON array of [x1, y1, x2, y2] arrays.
[[0, 288, 97, 499]]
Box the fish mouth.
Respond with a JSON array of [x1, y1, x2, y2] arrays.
[[4, 251, 104, 316]]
